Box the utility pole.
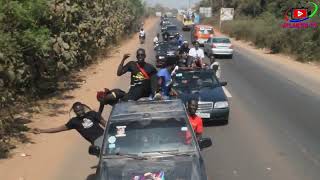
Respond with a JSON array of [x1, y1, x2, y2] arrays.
[[219, 0, 224, 31]]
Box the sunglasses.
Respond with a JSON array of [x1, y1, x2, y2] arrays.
[[137, 54, 145, 57]]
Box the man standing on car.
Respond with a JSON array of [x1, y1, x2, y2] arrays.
[[187, 99, 203, 139], [117, 48, 159, 101], [188, 41, 205, 68], [33, 102, 106, 147]]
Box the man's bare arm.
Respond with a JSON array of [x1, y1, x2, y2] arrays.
[[117, 54, 130, 76], [33, 125, 69, 134]]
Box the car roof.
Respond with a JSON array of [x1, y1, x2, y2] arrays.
[[109, 100, 187, 122]]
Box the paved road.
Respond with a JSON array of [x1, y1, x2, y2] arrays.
[[168, 19, 320, 180], [53, 18, 320, 180]]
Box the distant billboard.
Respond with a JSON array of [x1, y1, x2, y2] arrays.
[[220, 8, 234, 21], [199, 7, 212, 18], [155, 12, 162, 17]]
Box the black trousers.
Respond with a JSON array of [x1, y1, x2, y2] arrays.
[[122, 75, 159, 101]]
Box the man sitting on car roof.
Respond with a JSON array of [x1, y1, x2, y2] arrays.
[[188, 41, 204, 68]]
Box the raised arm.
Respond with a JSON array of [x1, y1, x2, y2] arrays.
[[117, 54, 131, 76]]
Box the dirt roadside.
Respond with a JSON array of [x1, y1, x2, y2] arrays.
[[0, 17, 157, 180]]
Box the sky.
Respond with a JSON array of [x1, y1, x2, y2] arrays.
[[144, 0, 201, 9]]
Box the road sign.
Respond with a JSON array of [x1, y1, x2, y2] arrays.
[[200, 7, 212, 18], [220, 8, 234, 21]]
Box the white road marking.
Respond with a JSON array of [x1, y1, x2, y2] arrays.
[[222, 86, 232, 98]]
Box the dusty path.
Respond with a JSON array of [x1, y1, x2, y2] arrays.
[[0, 17, 157, 180]]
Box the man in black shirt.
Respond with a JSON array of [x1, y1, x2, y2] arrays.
[[117, 48, 159, 101], [33, 102, 106, 147]]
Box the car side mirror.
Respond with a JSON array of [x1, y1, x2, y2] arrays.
[[198, 137, 213, 150], [89, 145, 100, 156], [220, 81, 227, 86]]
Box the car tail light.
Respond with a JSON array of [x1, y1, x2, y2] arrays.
[[212, 44, 216, 48], [230, 44, 233, 49]]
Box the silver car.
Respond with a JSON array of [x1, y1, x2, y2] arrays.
[[204, 36, 233, 58]]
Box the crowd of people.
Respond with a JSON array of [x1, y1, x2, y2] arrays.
[[32, 22, 209, 151]]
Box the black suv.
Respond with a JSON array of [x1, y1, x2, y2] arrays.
[[164, 25, 179, 39], [155, 41, 180, 68], [89, 100, 213, 180]]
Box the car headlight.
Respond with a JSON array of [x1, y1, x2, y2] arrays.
[[158, 56, 165, 59], [214, 101, 229, 109]]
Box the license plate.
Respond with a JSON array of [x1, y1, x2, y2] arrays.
[[196, 112, 210, 118]]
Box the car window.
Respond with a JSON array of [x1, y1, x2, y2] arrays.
[[167, 26, 177, 30], [173, 71, 219, 90], [104, 117, 196, 155], [199, 28, 213, 35], [212, 38, 231, 43]]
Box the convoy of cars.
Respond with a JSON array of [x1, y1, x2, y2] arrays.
[[90, 15, 234, 180]]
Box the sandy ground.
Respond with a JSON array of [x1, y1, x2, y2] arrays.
[[0, 17, 156, 180]]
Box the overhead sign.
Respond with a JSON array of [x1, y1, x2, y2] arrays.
[[200, 7, 212, 18], [220, 8, 234, 21]]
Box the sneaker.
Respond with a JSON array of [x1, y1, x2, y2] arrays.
[[153, 93, 162, 100]]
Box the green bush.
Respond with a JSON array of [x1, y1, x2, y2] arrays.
[[0, 0, 145, 158], [223, 13, 320, 61]]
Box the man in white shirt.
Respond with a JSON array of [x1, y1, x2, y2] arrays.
[[139, 28, 146, 38], [153, 33, 159, 44], [209, 55, 221, 79], [188, 41, 204, 68]]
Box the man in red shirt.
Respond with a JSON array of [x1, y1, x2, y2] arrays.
[[187, 99, 203, 140]]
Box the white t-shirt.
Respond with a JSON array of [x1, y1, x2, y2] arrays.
[[210, 62, 221, 79], [188, 48, 205, 59], [153, 36, 159, 43], [139, 31, 145, 36]]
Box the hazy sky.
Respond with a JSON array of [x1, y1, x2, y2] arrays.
[[144, 0, 200, 9]]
